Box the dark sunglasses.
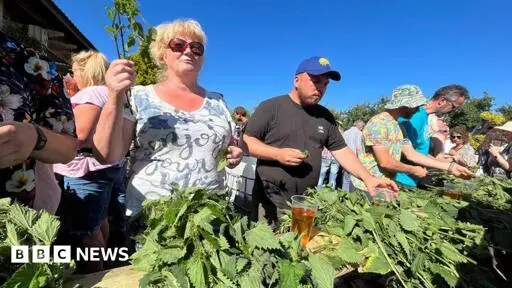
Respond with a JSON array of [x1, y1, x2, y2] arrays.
[[168, 38, 204, 57], [450, 135, 462, 139]]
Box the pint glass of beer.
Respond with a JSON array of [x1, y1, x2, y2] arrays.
[[291, 195, 318, 245]]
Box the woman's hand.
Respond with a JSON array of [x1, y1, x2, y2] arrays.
[[105, 59, 136, 102], [489, 144, 501, 158], [0, 122, 37, 168]]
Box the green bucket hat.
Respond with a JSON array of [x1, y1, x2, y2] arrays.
[[384, 85, 427, 110]]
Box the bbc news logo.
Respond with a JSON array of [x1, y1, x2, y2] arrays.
[[11, 246, 129, 263]]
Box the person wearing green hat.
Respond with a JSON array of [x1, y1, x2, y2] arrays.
[[351, 85, 474, 192]]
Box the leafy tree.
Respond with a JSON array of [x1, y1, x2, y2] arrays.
[[130, 51, 159, 85], [332, 97, 388, 129], [446, 91, 494, 130], [496, 104, 512, 122], [106, 0, 158, 85]]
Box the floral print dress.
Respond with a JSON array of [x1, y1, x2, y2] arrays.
[[0, 31, 76, 206]]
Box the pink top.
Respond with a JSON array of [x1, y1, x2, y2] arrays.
[[53, 86, 129, 178], [34, 162, 60, 215]]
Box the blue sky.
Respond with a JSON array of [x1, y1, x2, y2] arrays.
[[54, 0, 511, 111]]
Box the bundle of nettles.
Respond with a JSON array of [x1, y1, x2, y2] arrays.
[[0, 198, 75, 288]]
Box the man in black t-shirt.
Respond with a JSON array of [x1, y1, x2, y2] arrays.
[[244, 56, 398, 225]]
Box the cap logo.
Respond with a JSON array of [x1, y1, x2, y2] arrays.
[[319, 57, 330, 66]]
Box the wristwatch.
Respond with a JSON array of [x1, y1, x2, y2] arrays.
[[32, 123, 47, 152]]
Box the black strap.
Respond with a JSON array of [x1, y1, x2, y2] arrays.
[[77, 147, 94, 157]]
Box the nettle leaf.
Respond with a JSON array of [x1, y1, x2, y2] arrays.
[[216, 147, 229, 172], [338, 245, 362, 264], [2, 263, 42, 288], [170, 265, 190, 288], [362, 212, 376, 231], [279, 232, 301, 261], [360, 242, 379, 258], [218, 235, 230, 250], [399, 210, 419, 232], [159, 247, 186, 264], [187, 253, 207, 288], [395, 232, 411, 259], [236, 258, 249, 273], [132, 237, 160, 272], [325, 224, 344, 237], [309, 254, 334, 288], [429, 263, 458, 287], [161, 270, 184, 288], [363, 253, 392, 275], [317, 189, 338, 204], [219, 251, 237, 280], [30, 212, 60, 245], [5, 222, 20, 246], [411, 252, 426, 274], [277, 260, 306, 288], [238, 263, 262, 288], [138, 271, 164, 287], [343, 215, 357, 235], [245, 222, 281, 251], [193, 207, 214, 234], [8, 204, 36, 231], [438, 243, 468, 264], [216, 270, 237, 287]]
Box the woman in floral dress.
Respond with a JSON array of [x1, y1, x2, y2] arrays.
[[0, 31, 76, 207]]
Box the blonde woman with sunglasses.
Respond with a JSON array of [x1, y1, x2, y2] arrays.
[[93, 19, 243, 219]]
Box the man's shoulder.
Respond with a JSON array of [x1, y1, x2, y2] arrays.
[[262, 95, 289, 104], [255, 95, 288, 110]]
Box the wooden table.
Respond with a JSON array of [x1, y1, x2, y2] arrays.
[[63, 265, 144, 288]]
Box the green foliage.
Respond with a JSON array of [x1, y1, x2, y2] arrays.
[[130, 51, 159, 85], [299, 186, 489, 288], [446, 92, 494, 130], [132, 186, 336, 287], [331, 97, 388, 129], [0, 199, 75, 287], [106, 0, 158, 85], [215, 148, 229, 172], [496, 104, 512, 122]]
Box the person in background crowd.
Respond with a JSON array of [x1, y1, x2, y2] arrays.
[[317, 125, 344, 189], [92, 19, 243, 219], [0, 31, 77, 210], [478, 121, 512, 179], [395, 84, 468, 187], [447, 126, 478, 168], [232, 106, 249, 149], [342, 120, 365, 192], [438, 119, 455, 153], [233, 106, 249, 131], [352, 85, 473, 191], [244, 56, 398, 225], [53, 51, 129, 273]]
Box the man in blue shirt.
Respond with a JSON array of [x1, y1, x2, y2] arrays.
[[395, 85, 468, 187]]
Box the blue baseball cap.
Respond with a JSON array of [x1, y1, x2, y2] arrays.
[[295, 56, 341, 81]]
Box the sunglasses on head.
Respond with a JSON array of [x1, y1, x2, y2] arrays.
[[168, 38, 204, 57]]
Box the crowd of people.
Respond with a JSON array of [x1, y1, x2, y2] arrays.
[[1, 18, 511, 274]]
